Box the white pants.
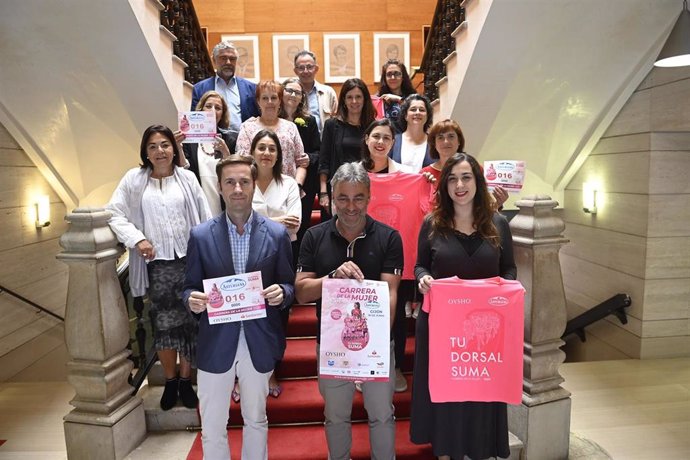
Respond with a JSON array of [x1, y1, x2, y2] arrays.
[[198, 328, 271, 460]]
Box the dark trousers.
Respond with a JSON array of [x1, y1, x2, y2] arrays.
[[393, 279, 418, 369]]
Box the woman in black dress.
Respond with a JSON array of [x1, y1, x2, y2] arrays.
[[317, 78, 376, 215], [280, 77, 321, 249], [411, 152, 516, 460]]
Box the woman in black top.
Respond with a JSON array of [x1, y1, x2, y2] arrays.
[[317, 78, 376, 215], [411, 152, 516, 460], [281, 77, 321, 245]]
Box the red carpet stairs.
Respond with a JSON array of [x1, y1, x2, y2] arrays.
[[143, 302, 523, 458]]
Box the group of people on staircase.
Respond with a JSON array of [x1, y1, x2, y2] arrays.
[[106, 39, 513, 460]]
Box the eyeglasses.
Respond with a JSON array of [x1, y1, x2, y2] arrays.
[[385, 71, 402, 78], [295, 64, 316, 72], [284, 87, 303, 96]]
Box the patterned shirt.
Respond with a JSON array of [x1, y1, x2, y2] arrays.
[[226, 212, 253, 274], [235, 118, 305, 178]]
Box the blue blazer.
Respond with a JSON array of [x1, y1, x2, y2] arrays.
[[388, 133, 433, 169], [183, 212, 295, 374], [191, 76, 260, 123]]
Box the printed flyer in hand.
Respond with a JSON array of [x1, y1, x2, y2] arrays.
[[202, 271, 266, 325], [178, 110, 217, 143], [483, 160, 526, 193], [319, 279, 390, 381]]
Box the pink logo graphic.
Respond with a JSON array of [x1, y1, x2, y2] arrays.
[[331, 309, 342, 320], [208, 283, 224, 309]]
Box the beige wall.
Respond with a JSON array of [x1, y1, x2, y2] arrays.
[[0, 121, 68, 381], [195, 0, 436, 95], [561, 66, 690, 359]]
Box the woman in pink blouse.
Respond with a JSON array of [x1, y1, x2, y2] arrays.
[[235, 80, 309, 187]]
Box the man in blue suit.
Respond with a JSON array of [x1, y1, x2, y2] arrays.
[[183, 155, 294, 460], [191, 41, 260, 131]]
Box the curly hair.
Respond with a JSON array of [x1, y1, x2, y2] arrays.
[[429, 152, 499, 246], [377, 60, 415, 98]]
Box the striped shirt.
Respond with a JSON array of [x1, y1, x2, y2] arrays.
[[141, 176, 191, 260], [226, 212, 253, 274]]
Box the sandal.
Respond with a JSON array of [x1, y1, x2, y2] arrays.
[[269, 385, 283, 398]]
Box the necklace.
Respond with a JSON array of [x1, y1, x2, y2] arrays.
[[200, 142, 215, 156]]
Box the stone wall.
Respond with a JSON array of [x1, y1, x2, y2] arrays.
[[561, 66, 690, 359], [0, 121, 68, 381]]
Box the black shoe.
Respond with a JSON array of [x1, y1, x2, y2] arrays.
[[178, 377, 199, 409], [160, 377, 179, 410]]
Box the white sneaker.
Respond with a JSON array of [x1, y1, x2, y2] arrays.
[[394, 369, 407, 392], [404, 301, 413, 318], [355, 382, 362, 393], [411, 302, 422, 319]]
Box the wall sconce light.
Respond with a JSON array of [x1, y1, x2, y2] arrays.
[[582, 183, 598, 214], [35, 195, 51, 228], [654, 0, 690, 67]]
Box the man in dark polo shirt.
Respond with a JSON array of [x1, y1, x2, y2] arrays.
[[295, 162, 403, 460]]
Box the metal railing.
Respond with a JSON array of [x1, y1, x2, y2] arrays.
[[562, 293, 631, 342], [0, 284, 64, 322], [419, 0, 466, 102], [159, 0, 214, 84]]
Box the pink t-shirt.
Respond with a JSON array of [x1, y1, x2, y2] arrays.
[[368, 172, 433, 280], [423, 276, 525, 404]]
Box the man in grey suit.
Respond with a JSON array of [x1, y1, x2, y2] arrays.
[[183, 155, 294, 460]]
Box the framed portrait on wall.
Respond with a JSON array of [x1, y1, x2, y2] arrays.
[[373, 33, 410, 82], [220, 34, 260, 83], [272, 34, 310, 81], [323, 33, 360, 83]]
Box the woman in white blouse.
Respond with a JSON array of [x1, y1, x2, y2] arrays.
[[250, 129, 301, 398], [106, 125, 212, 411], [251, 129, 302, 241]]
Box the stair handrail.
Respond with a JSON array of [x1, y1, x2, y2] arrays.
[[159, 0, 214, 84], [562, 293, 632, 343], [0, 283, 64, 322], [117, 255, 158, 393], [419, 0, 466, 102]]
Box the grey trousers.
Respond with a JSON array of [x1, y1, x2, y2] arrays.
[[317, 341, 397, 460]]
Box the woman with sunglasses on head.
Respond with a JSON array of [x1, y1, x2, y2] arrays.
[[377, 60, 416, 131], [280, 77, 321, 252], [176, 90, 237, 215], [318, 78, 376, 215], [411, 152, 516, 460]]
